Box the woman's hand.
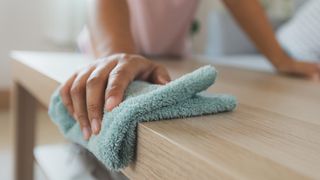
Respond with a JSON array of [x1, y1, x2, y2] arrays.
[[276, 59, 320, 81], [59, 53, 171, 140]]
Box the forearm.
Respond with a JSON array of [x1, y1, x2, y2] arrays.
[[222, 0, 293, 69], [87, 0, 136, 58]]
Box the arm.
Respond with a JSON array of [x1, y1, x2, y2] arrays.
[[87, 0, 136, 56], [60, 0, 170, 140], [222, 0, 320, 79]]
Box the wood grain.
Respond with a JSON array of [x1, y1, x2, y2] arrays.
[[160, 59, 320, 125], [11, 51, 320, 179]]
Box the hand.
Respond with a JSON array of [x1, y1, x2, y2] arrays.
[[59, 53, 171, 140], [277, 60, 320, 81]]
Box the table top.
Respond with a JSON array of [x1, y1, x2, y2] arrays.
[[11, 51, 320, 179]]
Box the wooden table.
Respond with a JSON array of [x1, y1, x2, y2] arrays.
[[11, 51, 320, 180]]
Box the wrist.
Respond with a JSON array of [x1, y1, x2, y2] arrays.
[[109, 44, 137, 55], [95, 42, 137, 58], [269, 52, 295, 72], [97, 49, 137, 59]]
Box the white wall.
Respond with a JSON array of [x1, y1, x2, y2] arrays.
[[193, 0, 223, 54], [0, 0, 73, 90]]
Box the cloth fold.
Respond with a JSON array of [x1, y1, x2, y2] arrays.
[[49, 65, 237, 171]]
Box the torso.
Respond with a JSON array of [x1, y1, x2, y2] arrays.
[[78, 0, 199, 57], [127, 0, 199, 57]]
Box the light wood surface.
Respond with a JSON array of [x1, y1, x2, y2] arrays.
[[11, 51, 320, 180]]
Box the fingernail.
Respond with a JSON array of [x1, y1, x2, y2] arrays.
[[158, 76, 169, 84], [105, 96, 117, 111], [91, 118, 100, 134], [82, 127, 92, 140]]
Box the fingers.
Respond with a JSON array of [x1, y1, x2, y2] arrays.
[[151, 64, 171, 84], [104, 62, 136, 111], [59, 53, 172, 140], [104, 56, 172, 111], [286, 62, 320, 81], [301, 63, 320, 81], [70, 67, 95, 140], [86, 60, 117, 134], [60, 74, 77, 116]]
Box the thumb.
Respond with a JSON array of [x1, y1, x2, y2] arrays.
[[152, 65, 171, 85]]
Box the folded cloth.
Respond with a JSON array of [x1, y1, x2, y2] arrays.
[[49, 65, 237, 171]]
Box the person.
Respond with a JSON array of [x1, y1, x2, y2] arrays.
[[60, 0, 320, 140]]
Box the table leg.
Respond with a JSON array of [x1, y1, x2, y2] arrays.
[[11, 82, 37, 180]]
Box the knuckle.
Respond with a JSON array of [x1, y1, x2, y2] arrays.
[[119, 53, 131, 61], [110, 68, 130, 78], [109, 69, 131, 82], [129, 56, 144, 64], [87, 103, 100, 113], [59, 86, 69, 97], [64, 101, 73, 108], [106, 85, 122, 98], [70, 85, 83, 96], [109, 82, 123, 91], [86, 75, 103, 87]]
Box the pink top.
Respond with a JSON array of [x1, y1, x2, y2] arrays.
[[78, 0, 199, 57], [127, 0, 199, 57]]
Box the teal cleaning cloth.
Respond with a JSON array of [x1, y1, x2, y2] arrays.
[[49, 65, 237, 171]]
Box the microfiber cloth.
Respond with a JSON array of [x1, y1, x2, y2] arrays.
[[48, 65, 237, 171]]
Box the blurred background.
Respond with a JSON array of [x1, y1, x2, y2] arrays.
[[0, 0, 314, 179], [0, 0, 308, 93], [0, 0, 310, 102]]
